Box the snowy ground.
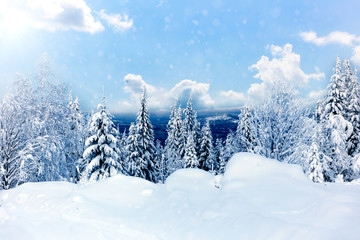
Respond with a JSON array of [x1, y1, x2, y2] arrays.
[[1, 153, 360, 240]]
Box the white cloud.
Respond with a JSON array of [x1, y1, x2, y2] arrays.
[[307, 89, 326, 100], [299, 31, 360, 46], [0, 0, 104, 33], [123, 73, 157, 96], [351, 46, 360, 66], [218, 90, 247, 105], [167, 79, 215, 109], [300, 30, 360, 67], [248, 43, 324, 100], [97, 9, 133, 32], [119, 75, 215, 112]]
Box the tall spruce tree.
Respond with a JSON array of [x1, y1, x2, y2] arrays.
[[164, 99, 183, 175], [344, 61, 360, 156], [135, 88, 157, 182], [322, 57, 345, 119], [213, 138, 223, 174], [318, 57, 355, 181], [82, 92, 120, 181], [184, 132, 199, 168], [154, 140, 166, 183], [126, 123, 143, 177], [66, 95, 85, 182], [306, 128, 331, 183], [181, 97, 197, 159], [235, 106, 256, 153], [199, 120, 215, 171]]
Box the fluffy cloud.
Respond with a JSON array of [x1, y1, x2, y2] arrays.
[[167, 80, 215, 109], [123, 74, 156, 96], [97, 9, 133, 32], [0, 0, 133, 34], [300, 30, 360, 67], [0, 0, 104, 33], [307, 89, 326, 100], [218, 90, 247, 106], [120, 75, 215, 112], [248, 43, 324, 100], [299, 31, 360, 46], [351, 46, 360, 66]]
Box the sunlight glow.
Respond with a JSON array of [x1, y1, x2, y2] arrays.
[[0, 9, 30, 33]]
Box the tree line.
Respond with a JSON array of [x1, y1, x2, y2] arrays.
[[0, 55, 359, 190]]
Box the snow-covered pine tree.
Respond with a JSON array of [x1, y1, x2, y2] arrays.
[[306, 127, 331, 183], [184, 132, 199, 168], [82, 92, 120, 181], [319, 57, 354, 181], [135, 88, 157, 182], [66, 95, 85, 182], [154, 140, 166, 183], [343, 61, 360, 156], [199, 120, 215, 171], [193, 115, 202, 159], [118, 129, 128, 173], [321, 57, 345, 120], [126, 123, 143, 177], [323, 114, 353, 181], [307, 142, 326, 183], [235, 106, 256, 153], [213, 138, 223, 173], [182, 97, 195, 134], [217, 140, 227, 175], [164, 98, 183, 175], [222, 131, 235, 165], [181, 97, 197, 159]]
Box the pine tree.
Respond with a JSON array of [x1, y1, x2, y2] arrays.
[[82, 93, 120, 181], [322, 57, 345, 119], [307, 141, 326, 183], [154, 140, 166, 183], [181, 97, 197, 159], [305, 127, 331, 183], [199, 120, 215, 171], [235, 106, 255, 153], [66, 95, 85, 182], [344, 62, 360, 156], [319, 57, 355, 181], [222, 131, 235, 164], [193, 115, 202, 159], [213, 138, 223, 173], [184, 132, 199, 168], [218, 140, 227, 175], [135, 88, 157, 182], [118, 129, 128, 173], [323, 114, 353, 181], [126, 123, 143, 177], [164, 99, 183, 175]]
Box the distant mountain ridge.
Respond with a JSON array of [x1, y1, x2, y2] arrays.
[[113, 109, 242, 144]]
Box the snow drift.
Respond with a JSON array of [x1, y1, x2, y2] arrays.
[[1, 153, 360, 240]]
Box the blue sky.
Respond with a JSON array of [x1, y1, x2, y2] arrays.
[[0, 0, 359, 113]]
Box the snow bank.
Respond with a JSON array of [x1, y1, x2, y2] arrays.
[[1, 153, 360, 239]]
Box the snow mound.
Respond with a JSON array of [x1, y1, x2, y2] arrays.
[[166, 168, 216, 192], [1, 153, 360, 239], [222, 152, 309, 191]]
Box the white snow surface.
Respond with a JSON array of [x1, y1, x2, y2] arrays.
[[1, 152, 360, 240]]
